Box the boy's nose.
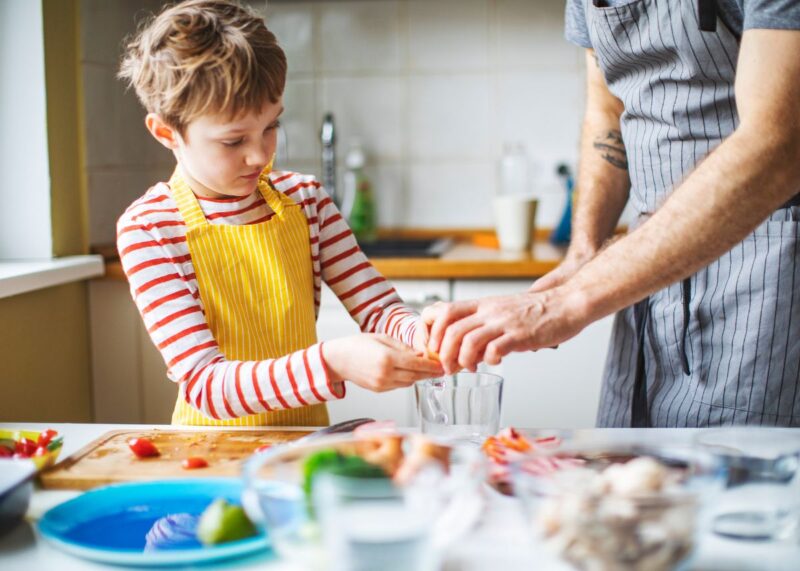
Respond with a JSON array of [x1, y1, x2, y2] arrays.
[[246, 143, 270, 167]]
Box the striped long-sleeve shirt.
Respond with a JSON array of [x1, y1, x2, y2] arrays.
[[116, 171, 420, 420]]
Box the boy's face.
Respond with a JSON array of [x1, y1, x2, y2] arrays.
[[168, 99, 283, 200]]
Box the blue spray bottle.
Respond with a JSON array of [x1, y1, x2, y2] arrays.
[[550, 163, 574, 245]]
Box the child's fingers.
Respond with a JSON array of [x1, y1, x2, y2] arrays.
[[390, 368, 439, 387], [392, 352, 445, 375]]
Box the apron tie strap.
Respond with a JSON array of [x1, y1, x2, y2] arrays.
[[698, 0, 717, 32], [680, 277, 692, 375], [631, 296, 651, 428]]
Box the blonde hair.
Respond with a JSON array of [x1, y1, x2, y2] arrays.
[[118, 0, 286, 134]]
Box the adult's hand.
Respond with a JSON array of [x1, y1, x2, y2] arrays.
[[421, 287, 591, 375], [323, 333, 443, 393]]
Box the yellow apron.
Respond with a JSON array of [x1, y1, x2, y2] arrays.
[[169, 168, 329, 426]]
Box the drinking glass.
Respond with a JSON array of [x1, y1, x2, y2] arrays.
[[414, 372, 503, 444], [312, 472, 440, 571], [695, 427, 800, 540]]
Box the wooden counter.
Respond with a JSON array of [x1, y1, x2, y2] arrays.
[[95, 228, 567, 281]]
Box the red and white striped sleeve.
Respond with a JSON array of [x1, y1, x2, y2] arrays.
[[116, 205, 344, 421], [308, 184, 421, 345]]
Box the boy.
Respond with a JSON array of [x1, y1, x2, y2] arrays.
[[117, 0, 441, 426]]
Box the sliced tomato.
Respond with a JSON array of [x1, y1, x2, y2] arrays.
[[15, 437, 37, 458], [0, 445, 13, 458], [127, 437, 160, 458], [37, 429, 58, 447], [181, 457, 208, 469]]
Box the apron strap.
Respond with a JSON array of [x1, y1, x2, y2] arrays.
[[169, 168, 208, 230], [698, 0, 717, 32], [257, 175, 288, 220], [631, 296, 651, 428]]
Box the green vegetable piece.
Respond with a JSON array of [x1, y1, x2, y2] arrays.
[[46, 436, 64, 451], [328, 455, 388, 479], [302, 449, 345, 502], [301, 449, 389, 517], [196, 499, 257, 545]]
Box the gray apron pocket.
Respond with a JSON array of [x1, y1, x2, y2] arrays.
[[690, 220, 800, 426]]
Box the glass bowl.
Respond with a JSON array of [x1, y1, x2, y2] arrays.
[[242, 431, 485, 571], [510, 442, 723, 571], [695, 427, 800, 540], [1, 428, 63, 470]]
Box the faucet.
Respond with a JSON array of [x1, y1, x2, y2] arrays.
[[320, 113, 339, 207]]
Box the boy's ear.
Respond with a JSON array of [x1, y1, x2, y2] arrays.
[[145, 113, 180, 150]]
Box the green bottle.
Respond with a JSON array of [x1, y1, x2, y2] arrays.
[[344, 141, 376, 243]]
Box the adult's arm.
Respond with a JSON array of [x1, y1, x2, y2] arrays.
[[425, 29, 800, 373], [530, 49, 631, 292]]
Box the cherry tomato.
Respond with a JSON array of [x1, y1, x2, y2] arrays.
[[0, 445, 13, 458], [127, 437, 160, 458], [37, 429, 58, 447], [255, 444, 272, 453], [15, 438, 37, 458], [181, 457, 208, 470]]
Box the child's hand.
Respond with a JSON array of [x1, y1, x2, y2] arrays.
[[323, 334, 444, 393]]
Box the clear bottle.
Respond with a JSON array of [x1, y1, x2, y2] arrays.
[[497, 142, 530, 195], [343, 140, 376, 243]]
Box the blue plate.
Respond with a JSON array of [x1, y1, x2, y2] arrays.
[[38, 479, 271, 567]]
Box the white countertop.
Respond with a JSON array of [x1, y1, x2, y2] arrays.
[[1, 423, 798, 571]]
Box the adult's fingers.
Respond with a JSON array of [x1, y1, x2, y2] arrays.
[[458, 324, 504, 372], [423, 300, 478, 356], [438, 314, 484, 374], [415, 320, 431, 355], [484, 333, 519, 365]]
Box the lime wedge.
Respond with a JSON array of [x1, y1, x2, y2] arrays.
[[196, 499, 257, 545]]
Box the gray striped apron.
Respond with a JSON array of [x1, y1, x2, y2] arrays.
[[589, 0, 800, 427]]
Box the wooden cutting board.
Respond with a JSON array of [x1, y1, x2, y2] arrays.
[[39, 428, 312, 490]]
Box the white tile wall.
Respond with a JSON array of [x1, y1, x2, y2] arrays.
[[265, 0, 585, 229], [81, 0, 173, 246], [81, 0, 586, 244], [318, 1, 403, 74], [321, 76, 407, 161], [407, 0, 490, 72], [407, 162, 495, 227], [409, 75, 493, 161]]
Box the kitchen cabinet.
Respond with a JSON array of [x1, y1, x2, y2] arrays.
[[89, 281, 176, 424], [320, 280, 450, 426], [452, 280, 612, 429]]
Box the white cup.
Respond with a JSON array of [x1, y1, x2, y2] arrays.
[[492, 195, 537, 252]]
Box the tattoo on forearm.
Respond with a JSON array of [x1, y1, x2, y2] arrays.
[[593, 130, 628, 170]]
